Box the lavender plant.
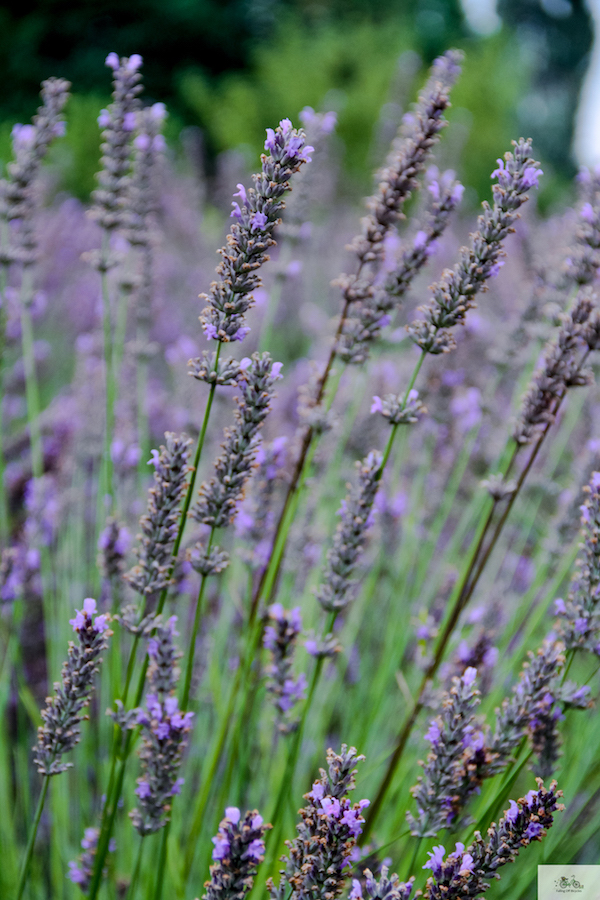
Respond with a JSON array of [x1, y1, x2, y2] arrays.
[[6, 45, 600, 900]]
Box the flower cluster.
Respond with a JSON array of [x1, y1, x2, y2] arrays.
[[264, 604, 307, 732], [316, 452, 381, 614], [200, 118, 312, 343], [555, 471, 600, 654], [0, 77, 70, 267], [268, 746, 369, 900], [91, 53, 143, 235], [34, 599, 110, 775], [67, 828, 115, 892], [192, 354, 282, 529], [370, 390, 426, 427], [125, 432, 191, 597], [340, 168, 464, 363], [408, 668, 489, 837], [422, 780, 563, 900], [514, 290, 598, 446], [131, 616, 194, 834], [203, 807, 270, 900], [127, 101, 167, 247], [349, 867, 414, 900], [407, 139, 542, 354], [337, 51, 462, 364]]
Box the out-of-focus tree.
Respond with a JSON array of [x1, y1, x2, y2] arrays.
[[497, 0, 593, 176]]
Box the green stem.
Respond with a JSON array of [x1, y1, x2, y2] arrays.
[[19, 269, 43, 479], [126, 836, 145, 900], [88, 346, 223, 899], [16, 775, 50, 900], [181, 529, 215, 709], [152, 823, 170, 900], [100, 231, 116, 508]]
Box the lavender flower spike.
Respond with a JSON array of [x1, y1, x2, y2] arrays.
[[422, 780, 563, 900], [408, 667, 486, 837], [34, 599, 111, 775], [335, 51, 461, 364], [0, 77, 70, 267], [125, 432, 192, 597], [200, 119, 312, 343], [202, 808, 270, 900], [268, 746, 369, 900], [556, 470, 600, 654], [192, 354, 282, 529], [67, 828, 115, 893], [131, 617, 194, 834], [513, 290, 598, 446], [356, 866, 414, 900], [407, 139, 542, 355], [91, 54, 143, 237], [264, 605, 306, 732], [316, 451, 381, 614]]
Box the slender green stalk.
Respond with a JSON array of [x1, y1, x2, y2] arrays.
[[0, 265, 9, 541], [99, 232, 116, 509], [19, 268, 43, 479], [16, 774, 50, 900], [126, 835, 145, 900], [181, 530, 215, 709], [88, 346, 223, 900]]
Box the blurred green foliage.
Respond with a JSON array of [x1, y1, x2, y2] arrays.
[[0, 0, 592, 207]]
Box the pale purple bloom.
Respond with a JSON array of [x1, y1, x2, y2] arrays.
[[105, 52, 119, 70], [320, 796, 341, 818], [425, 720, 441, 745], [126, 54, 143, 71], [212, 836, 230, 860], [246, 839, 265, 860], [371, 395, 383, 414], [251, 211, 268, 231], [423, 845, 446, 877], [505, 799, 519, 823], [225, 806, 241, 824]]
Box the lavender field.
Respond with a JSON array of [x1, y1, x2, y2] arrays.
[[3, 46, 600, 900]]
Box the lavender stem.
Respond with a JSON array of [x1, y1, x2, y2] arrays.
[[16, 775, 50, 900]]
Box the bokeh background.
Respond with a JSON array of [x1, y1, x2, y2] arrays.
[[0, 0, 596, 208]]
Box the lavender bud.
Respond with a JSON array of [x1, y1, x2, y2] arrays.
[[513, 290, 596, 445], [189, 543, 230, 577], [200, 119, 312, 343], [316, 452, 381, 614], [268, 746, 369, 900], [407, 139, 542, 355], [131, 618, 194, 834], [188, 350, 243, 386], [359, 866, 414, 900], [264, 605, 305, 732], [125, 432, 191, 597], [203, 808, 270, 900], [34, 599, 111, 775], [480, 473, 516, 502], [370, 390, 426, 426], [126, 103, 166, 246], [193, 354, 281, 529], [422, 780, 563, 900], [408, 668, 488, 837], [0, 77, 70, 267], [304, 632, 341, 660]]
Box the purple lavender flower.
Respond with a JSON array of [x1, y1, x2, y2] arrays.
[[34, 600, 111, 775], [193, 354, 281, 529], [268, 746, 368, 900], [422, 781, 563, 900], [67, 827, 116, 893], [204, 808, 270, 900], [264, 605, 306, 732], [316, 451, 381, 614], [91, 54, 143, 235], [408, 668, 489, 837], [337, 53, 463, 363], [200, 119, 311, 343], [131, 618, 194, 834], [125, 432, 191, 597], [0, 77, 70, 266], [408, 140, 541, 355]]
